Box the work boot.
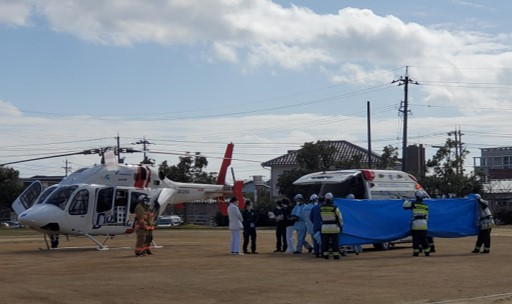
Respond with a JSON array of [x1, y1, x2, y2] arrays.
[[145, 250, 153, 255], [482, 249, 490, 254], [323, 255, 329, 260], [333, 255, 340, 260], [471, 249, 480, 253], [413, 253, 419, 257]]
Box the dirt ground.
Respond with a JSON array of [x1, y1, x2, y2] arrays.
[[1, 226, 511, 304]]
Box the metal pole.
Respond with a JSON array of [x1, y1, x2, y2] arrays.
[[402, 67, 409, 172], [367, 101, 372, 169]]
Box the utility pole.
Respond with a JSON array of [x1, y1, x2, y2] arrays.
[[392, 66, 419, 172], [450, 127, 464, 175], [62, 158, 72, 177], [132, 137, 153, 164], [116, 133, 121, 163]]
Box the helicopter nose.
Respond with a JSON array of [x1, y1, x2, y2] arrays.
[[18, 205, 61, 232]]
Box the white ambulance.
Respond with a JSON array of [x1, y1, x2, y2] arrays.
[[293, 169, 425, 200], [293, 169, 427, 249]]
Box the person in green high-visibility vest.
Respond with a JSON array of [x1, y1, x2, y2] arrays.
[[320, 193, 343, 260], [403, 191, 430, 257]]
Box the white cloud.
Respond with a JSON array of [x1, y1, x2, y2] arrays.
[[0, 0, 32, 26], [18, 1, 510, 111]]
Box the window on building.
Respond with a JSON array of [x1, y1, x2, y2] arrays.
[[492, 157, 502, 168], [504, 156, 510, 169]]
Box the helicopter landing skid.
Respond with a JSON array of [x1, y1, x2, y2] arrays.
[[39, 233, 111, 251], [84, 233, 112, 250], [151, 240, 163, 249]]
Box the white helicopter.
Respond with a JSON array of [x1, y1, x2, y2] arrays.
[[7, 143, 244, 250]]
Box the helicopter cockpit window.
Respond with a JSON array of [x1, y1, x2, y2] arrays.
[[45, 185, 79, 210], [68, 189, 89, 215], [36, 185, 58, 205], [96, 188, 114, 213]]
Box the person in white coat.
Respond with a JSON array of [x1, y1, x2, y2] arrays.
[[227, 197, 244, 255]]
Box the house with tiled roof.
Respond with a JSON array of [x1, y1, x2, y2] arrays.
[[261, 140, 384, 198]]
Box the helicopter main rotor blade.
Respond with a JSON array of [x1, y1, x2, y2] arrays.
[[0, 150, 97, 166]]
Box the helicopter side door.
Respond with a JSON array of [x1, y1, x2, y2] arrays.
[[66, 186, 92, 234], [92, 187, 117, 228]]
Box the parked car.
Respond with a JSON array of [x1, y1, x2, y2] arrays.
[[155, 215, 183, 227], [1, 220, 22, 228]]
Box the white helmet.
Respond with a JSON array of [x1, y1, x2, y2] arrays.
[[325, 192, 334, 200], [138, 195, 147, 202], [346, 194, 355, 199], [294, 194, 304, 201], [309, 194, 319, 201]]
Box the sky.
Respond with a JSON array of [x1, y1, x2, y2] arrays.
[[1, 0, 512, 183]]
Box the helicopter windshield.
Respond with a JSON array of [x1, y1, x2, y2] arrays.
[[44, 185, 79, 210], [35, 185, 59, 205]]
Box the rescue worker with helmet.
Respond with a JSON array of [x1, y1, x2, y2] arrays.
[[134, 195, 148, 257], [143, 196, 155, 255], [320, 192, 343, 260], [303, 194, 318, 256], [403, 191, 430, 256], [291, 193, 313, 254], [472, 194, 495, 254]]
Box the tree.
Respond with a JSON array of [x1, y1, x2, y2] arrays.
[[335, 153, 365, 169], [276, 168, 320, 200], [418, 133, 482, 197], [296, 141, 337, 171], [0, 167, 24, 219], [376, 145, 399, 169], [158, 153, 216, 184]]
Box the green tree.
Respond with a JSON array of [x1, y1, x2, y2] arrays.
[[296, 141, 337, 171], [0, 167, 24, 218], [158, 153, 215, 184], [335, 153, 365, 169], [276, 168, 320, 200], [376, 145, 399, 169], [418, 134, 482, 197]]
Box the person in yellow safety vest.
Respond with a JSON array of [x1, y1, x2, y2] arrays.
[[320, 192, 343, 260], [134, 195, 148, 257], [144, 197, 155, 255], [472, 194, 495, 254], [402, 191, 430, 257]]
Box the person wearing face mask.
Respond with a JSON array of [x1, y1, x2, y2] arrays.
[[227, 197, 244, 255], [282, 197, 297, 253], [290, 193, 313, 254], [303, 194, 318, 256], [242, 200, 259, 254]]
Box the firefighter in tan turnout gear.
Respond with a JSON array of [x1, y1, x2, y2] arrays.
[[134, 195, 148, 257], [144, 197, 155, 255]]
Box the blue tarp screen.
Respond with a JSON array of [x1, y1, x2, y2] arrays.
[[335, 198, 480, 245]]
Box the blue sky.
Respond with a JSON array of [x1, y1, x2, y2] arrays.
[[1, 0, 512, 182]]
